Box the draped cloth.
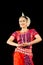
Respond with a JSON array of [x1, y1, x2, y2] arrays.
[[11, 29, 38, 65]]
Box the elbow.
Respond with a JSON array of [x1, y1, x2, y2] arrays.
[[40, 38, 42, 41], [6, 40, 8, 44], [6, 40, 10, 44], [39, 37, 42, 42]]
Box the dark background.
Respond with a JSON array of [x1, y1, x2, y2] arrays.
[[0, 1, 43, 65]]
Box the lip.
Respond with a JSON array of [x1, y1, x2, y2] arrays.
[[21, 24, 25, 25]]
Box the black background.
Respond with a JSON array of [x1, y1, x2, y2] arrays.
[[0, 1, 43, 65]]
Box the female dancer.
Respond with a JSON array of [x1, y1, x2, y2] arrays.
[[7, 13, 42, 65]]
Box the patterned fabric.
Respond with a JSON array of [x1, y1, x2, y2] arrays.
[[12, 29, 38, 65], [13, 52, 34, 65], [24, 55, 32, 65], [15, 47, 33, 56]]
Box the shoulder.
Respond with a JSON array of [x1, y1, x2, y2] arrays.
[[13, 30, 20, 35], [11, 30, 19, 37], [29, 28, 36, 32], [29, 28, 38, 33], [12, 30, 19, 33], [29, 28, 38, 36], [30, 28, 36, 30]]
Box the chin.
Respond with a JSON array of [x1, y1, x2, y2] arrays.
[[21, 26, 26, 28]]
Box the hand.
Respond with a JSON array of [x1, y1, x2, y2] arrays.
[[16, 44, 24, 47], [16, 44, 21, 47], [22, 42, 31, 46], [16, 42, 30, 47], [22, 43, 28, 47], [18, 43, 29, 47]]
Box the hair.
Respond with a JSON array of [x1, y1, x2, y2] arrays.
[[19, 12, 31, 27], [19, 16, 28, 20]]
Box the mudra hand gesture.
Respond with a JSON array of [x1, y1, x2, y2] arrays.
[[18, 42, 30, 47]]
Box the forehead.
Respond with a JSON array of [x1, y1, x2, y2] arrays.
[[19, 17, 26, 21]]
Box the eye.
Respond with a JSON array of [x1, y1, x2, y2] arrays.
[[23, 20, 25, 22]]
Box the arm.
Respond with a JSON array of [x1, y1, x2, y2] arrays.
[[28, 34, 42, 46], [19, 29, 42, 47], [7, 36, 19, 47], [20, 34, 42, 47]]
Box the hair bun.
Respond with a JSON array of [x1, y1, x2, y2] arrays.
[[22, 12, 25, 16]]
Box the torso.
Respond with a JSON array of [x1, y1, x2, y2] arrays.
[[13, 28, 37, 55], [15, 29, 33, 49]]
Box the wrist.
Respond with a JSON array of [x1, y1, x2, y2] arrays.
[[28, 42, 31, 46], [16, 44, 18, 46]]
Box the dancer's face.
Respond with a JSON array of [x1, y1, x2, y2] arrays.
[[19, 17, 28, 28]]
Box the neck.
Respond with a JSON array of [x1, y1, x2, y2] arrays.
[[21, 27, 28, 32]]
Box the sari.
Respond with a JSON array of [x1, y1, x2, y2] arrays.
[[11, 29, 38, 65]]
